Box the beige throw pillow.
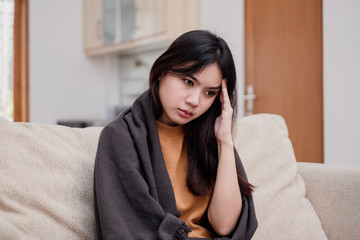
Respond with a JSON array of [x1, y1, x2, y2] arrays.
[[0, 118, 101, 240], [235, 114, 327, 240]]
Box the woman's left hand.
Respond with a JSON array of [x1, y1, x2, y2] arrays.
[[214, 79, 233, 145], [210, 80, 242, 236]]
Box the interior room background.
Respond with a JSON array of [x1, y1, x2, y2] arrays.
[[11, 0, 360, 167]]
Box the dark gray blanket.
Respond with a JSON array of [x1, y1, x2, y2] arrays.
[[94, 91, 257, 240]]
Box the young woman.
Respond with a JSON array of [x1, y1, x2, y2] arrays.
[[94, 30, 257, 240]]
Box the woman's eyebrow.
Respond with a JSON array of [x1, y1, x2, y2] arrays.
[[186, 74, 198, 82], [186, 74, 221, 90], [209, 86, 221, 90]]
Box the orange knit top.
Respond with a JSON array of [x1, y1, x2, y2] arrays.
[[156, 121, 215, 239]]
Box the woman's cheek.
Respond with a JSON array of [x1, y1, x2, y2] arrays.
[[204, 99, 216, 112]]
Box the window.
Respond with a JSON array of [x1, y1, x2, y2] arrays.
[[0, 0, 14, 120], [0, 0, 28, 122]]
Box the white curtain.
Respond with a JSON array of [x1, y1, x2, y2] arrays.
[[0, 0, 15, 121]]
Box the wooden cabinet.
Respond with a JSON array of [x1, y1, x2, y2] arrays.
[[83, 0, 200, 56]]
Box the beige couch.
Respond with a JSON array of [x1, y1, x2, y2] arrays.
[[0, 114, 359, 240]]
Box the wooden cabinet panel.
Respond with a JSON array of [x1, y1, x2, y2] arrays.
[[83, 0, 200, 56]]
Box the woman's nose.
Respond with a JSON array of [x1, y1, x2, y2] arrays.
[[185, 91, 200, 107]]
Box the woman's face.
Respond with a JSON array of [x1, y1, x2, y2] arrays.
[[158, 63, 223, 126]]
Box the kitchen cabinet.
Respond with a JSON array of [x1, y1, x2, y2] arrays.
[[83, 0, 200, 56]]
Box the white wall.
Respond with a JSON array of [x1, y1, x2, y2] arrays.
[[201, 0, 245, 116], [323, 0, 360, 166], [30, 0, 120, 124]]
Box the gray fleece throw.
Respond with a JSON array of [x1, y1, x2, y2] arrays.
[[94, 91, 257, 240]]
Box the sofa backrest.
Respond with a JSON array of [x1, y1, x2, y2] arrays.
[[0, 114, 327, 239]]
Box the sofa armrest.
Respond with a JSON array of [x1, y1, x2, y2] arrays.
[[297, 162, 360, 240]]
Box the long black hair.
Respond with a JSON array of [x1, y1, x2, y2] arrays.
[[149, 30, 253, 197]]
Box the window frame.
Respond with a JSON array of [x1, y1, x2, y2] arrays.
[[13, 0, 28, 122]]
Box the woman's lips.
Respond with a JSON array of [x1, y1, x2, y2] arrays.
[[178, 109, 193, 118]]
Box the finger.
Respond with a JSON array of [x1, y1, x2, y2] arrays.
[[221, 79, 231, 111], [219, 89, 224, 105], [221, 80, 229, 102]]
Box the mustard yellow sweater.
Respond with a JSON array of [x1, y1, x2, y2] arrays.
[[156, 121, 215, 238]]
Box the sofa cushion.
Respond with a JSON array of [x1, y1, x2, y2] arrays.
[[235, 114, 327, 240], [0, 118, 101, 240]]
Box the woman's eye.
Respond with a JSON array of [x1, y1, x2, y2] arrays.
[[184, 79, 194, 86], [205, 90, 216, 97]]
